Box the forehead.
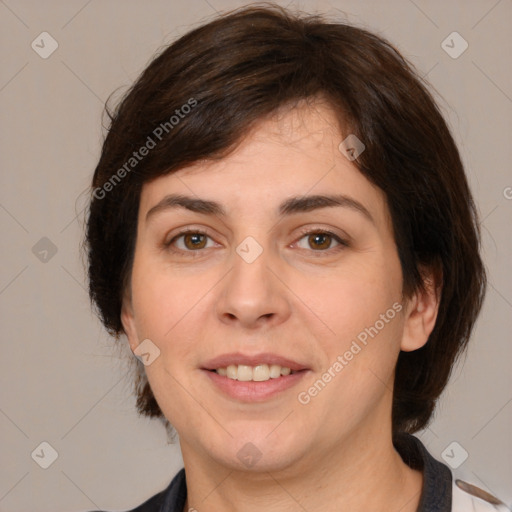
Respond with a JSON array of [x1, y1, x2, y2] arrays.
[[138, 101, 390, 229]]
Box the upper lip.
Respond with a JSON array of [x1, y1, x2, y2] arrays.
[[201, 352, 309, 371]]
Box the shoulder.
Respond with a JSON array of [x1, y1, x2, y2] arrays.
[[451, 478, 511, 512], [86, 468, 187, 512], [85, 490, 166, 512], [393, 432, 510, 512]]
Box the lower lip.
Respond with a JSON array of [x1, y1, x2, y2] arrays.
[[202, 369, 309, 402]]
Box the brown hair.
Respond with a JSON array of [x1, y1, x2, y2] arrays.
[[84, 3, 486, 437]]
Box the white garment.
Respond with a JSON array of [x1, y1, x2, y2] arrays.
[[451, 478, 511, 512]]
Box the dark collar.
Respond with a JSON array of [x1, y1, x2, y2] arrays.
[[127, 433, 452, 512], [393, 432, 453, 512]]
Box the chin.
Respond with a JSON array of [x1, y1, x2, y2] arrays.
[[203, 427, 307, 473]]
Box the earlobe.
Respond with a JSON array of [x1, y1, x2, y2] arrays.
[[121, 297, 139, 354], [400, 268, 442, 352]]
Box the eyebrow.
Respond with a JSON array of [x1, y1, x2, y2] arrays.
[[145, 193, 374, 224]]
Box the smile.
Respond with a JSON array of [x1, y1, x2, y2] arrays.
[[212, 363, 298, 382]]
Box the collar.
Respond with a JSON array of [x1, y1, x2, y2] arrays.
[[393, 432, 452, 511]]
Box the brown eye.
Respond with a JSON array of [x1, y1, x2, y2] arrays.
[[296, 231, 344, 251], [182, 233, 208, 250], [166, 230, 214, 252], [307, 233, 333, 250]]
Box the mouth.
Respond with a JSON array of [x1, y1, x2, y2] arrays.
[[205, 363, 303, 382], [201, 353, 310, 402], [201, 352, 309, 379]]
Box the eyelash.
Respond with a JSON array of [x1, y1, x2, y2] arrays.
[[164, 227, 349, 257]]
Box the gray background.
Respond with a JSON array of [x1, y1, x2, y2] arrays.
[[0, 0, 510, 510]]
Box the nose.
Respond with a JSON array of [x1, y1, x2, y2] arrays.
[[215, 240, 291, 330]]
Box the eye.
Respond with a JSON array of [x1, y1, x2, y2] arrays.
[[164, 227, 349, 256], [295, 229, 348, 253], [166, 229, 216, 252]]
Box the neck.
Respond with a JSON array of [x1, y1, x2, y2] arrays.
[[180, 421, 423, 512]]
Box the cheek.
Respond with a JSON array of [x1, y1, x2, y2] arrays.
[[130, 252, 202, 336], [298, 278, 403, 438], [132, 259, 186, 350], [296, 256, 403, 345], [129, 255, 220, 380]]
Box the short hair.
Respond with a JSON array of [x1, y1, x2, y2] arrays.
[[84, 3, 486, 438]]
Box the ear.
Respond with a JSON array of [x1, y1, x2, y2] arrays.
[[400, 265, 442, 352], [121, 292, 139, 354]]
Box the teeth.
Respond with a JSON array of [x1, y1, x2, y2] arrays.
[[269, 364, 282, 378], [216, 364, 296, 381], [237, 365, 253, 381]]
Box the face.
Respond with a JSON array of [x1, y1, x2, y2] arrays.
[[122, 100, 435, 475]]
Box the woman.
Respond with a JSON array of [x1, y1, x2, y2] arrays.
[[84, 4, 509, 511]]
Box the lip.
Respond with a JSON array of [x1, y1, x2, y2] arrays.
[[202, 368, 310, 402], [201, 352, 310, 372]]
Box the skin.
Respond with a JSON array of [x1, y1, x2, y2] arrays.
[[121, 99, 440, 512]]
